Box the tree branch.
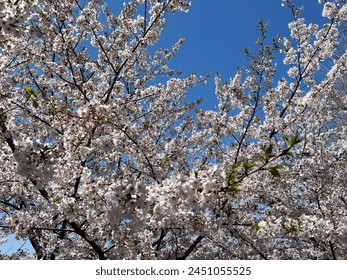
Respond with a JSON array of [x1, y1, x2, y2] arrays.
[[69, 221, 107, 260], [177, 235, 204, 260]]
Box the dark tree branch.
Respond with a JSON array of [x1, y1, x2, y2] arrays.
[[0, 109, 16, 152], [103, 1, 170, 103], [28, 230, 46, 260], [152, 228, 166, 251], [232, 228, 268, 260], [329, 241, 337, 260], [69, 221, 107, 260], [177, 235, 204, 260]]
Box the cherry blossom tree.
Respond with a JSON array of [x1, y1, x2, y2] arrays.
[[1, 0, 346, 259], [323, 29, 347, 129]]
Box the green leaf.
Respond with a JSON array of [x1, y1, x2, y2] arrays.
[[225, 203, 233, 217], [194, 170, 199, 178], [49, 107, 61, 115], [285, 224, 298, 234], [25, 91, 31, 100], [252, 224, 261, 231], [231, 162, 242, 174], [232, 162, 242, 170], [163, 156, 170, 163], [267, 167, 280, 177], [266, 164, 285, 177], [259, 155, 267, 164], [124, 193, 132, 204], [24, 86, 42, 99], [32, 99, 39, 109], [273, 164, 285, 169], [225, 182, 240, 194], [67, 203, 74, 212], [24, 86, 36, 96], [244, 161, 258, 169], [226, 162, 242, 183], [24, 86, 36, 100], [26, 154, 33, 162], [265, 144, 273, 157], [260, 144, 275, 162], [243, 159, 257, 173], [286, 131, 303, 148], [281, 148, 293, 156]]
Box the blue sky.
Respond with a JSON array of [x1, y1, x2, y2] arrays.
[[1, 0, 329, 257], [160, 1, 326, 101], [103, 0, 329, 111], [161, 0, 325, 78]]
